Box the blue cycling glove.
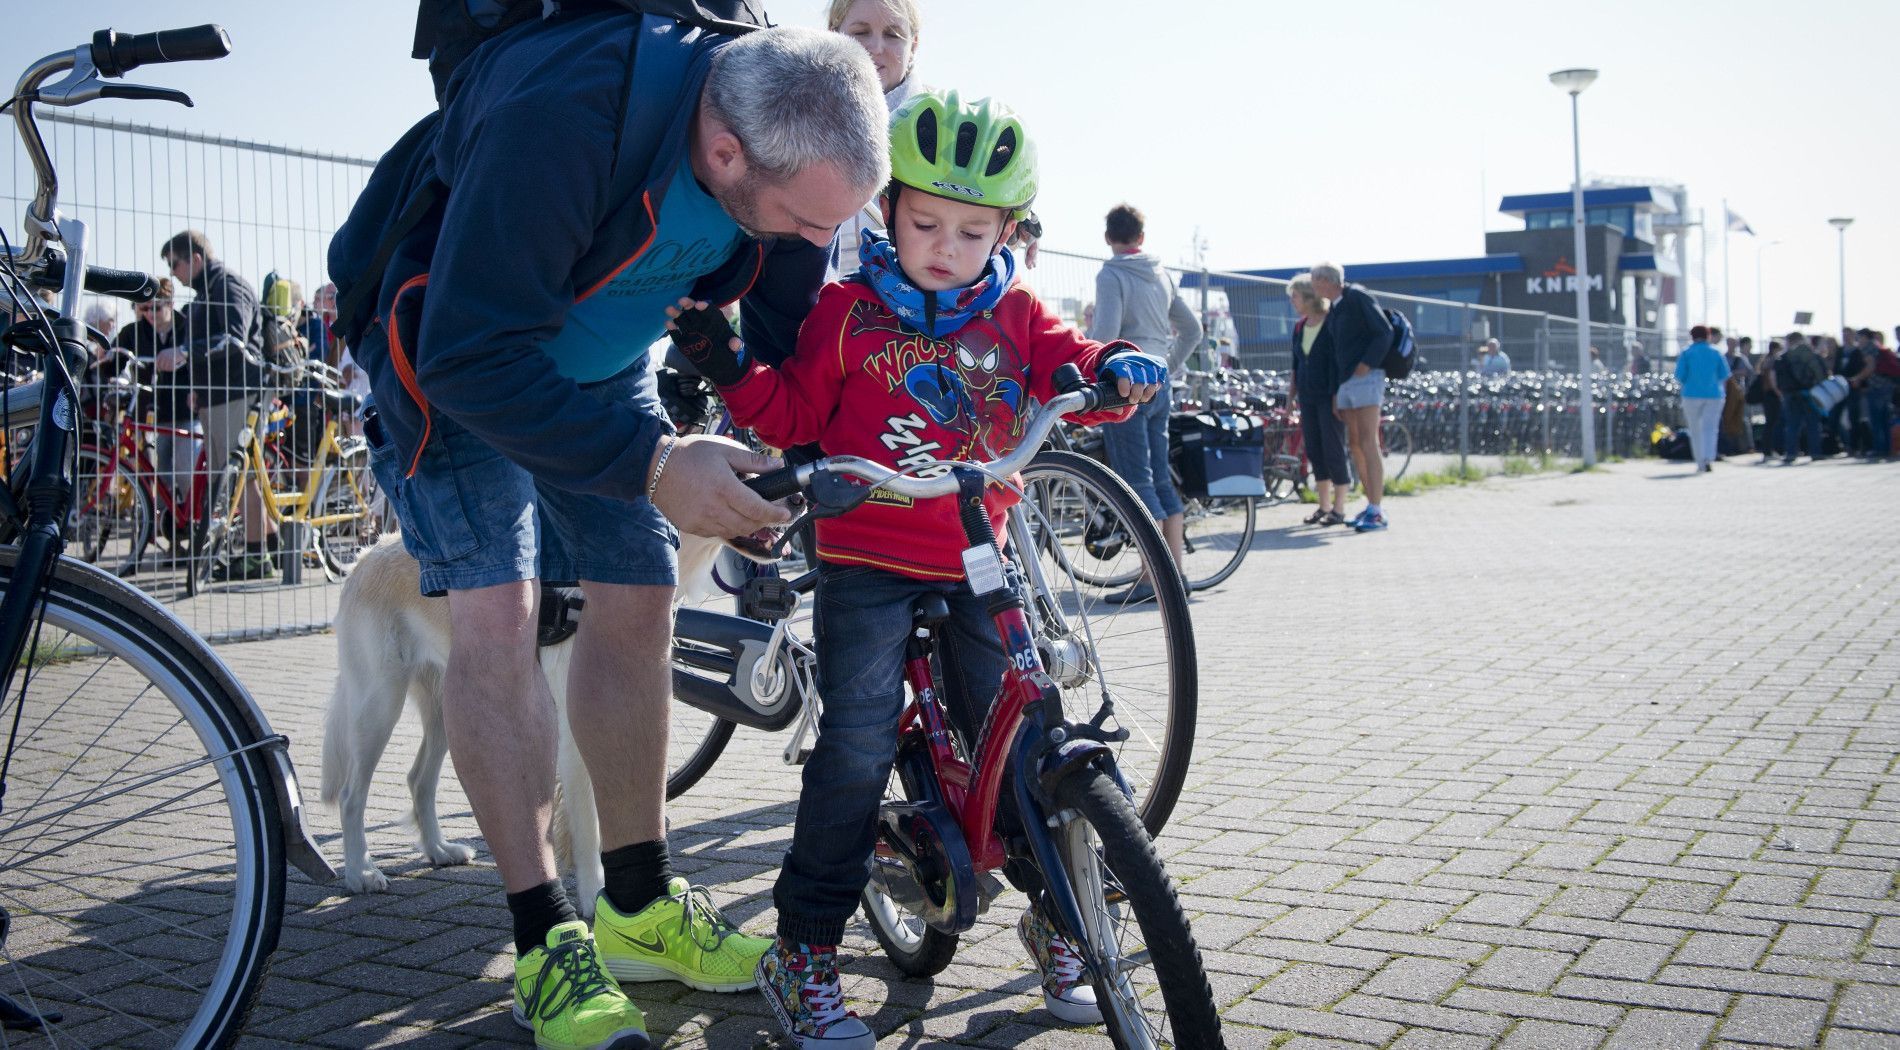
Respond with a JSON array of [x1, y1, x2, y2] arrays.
[[1098, 345, 1168, 389]]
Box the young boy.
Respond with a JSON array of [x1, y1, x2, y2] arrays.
[[666, 90, 1166, 1048]]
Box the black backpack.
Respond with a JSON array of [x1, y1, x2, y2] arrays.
[[331, 0, 770, 347], [1380, 307, 1417, 380], [1776, 344, 1824, 392]]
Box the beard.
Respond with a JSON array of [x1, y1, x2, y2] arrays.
[[710, 167, 773, 241]]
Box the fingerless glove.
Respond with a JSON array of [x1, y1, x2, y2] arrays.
[[667, 304, 748, 386]]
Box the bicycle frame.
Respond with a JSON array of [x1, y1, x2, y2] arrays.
[[229, 404, 367, 532]]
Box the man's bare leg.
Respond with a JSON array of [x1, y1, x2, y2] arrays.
[[564, 581, 675, 854], [442, 581, 561, 893]]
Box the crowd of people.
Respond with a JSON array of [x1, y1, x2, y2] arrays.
[[1674, 323, 1897, 468]]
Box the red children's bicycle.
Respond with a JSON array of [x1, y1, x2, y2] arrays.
[[744, 365, 1224, 1048]]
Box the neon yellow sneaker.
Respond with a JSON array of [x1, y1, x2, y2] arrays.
[[513, 921, 651, 1050], [593, 877, 771, 992]]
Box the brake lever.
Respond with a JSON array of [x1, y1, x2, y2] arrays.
[[763, 468, 876, 558], [99, 83, 193, 107]]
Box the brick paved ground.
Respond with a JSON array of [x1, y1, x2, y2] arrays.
[[211, 457, 1898, 1048]]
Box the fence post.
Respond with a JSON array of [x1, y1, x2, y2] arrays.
[[1458, 306, 1470, 475], [1537, 317, 1552, 454]]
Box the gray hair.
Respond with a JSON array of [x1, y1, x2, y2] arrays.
[[1285, 275, 1326, 312], [1310, 261, 1344, 285], [704, 27, 889, 192]]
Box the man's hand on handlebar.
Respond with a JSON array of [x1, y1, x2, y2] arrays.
[[154, 347, 185, 373], [647, 434, 793, 540]]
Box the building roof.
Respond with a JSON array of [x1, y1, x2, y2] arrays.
[[1498, 185, 1678, 217], [1181, 255, 1524, 288]]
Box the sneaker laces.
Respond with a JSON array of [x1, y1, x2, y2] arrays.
[[1042, 926, 1088, 988], [788, 948, 854, 1029], [524, 939, 618, 1024], [673, 882, 740, 952]]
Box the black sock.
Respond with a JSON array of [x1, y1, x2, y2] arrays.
[[601, 839, 673, 915], [507, 879, 579, 956]]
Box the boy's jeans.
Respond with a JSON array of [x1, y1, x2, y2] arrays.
[[771, 563, 1010, 947]]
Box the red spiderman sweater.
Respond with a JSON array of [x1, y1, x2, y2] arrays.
[[719, 279, 1134, 580]]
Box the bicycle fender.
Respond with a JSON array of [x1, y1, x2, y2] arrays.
[[1036, 737, 1113, 802]]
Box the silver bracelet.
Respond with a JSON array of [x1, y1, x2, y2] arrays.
[[646, 438, 677, 500]]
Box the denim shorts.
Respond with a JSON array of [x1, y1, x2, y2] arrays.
[[364, 360, 678, 596], [1335, 368, 1387, 411]]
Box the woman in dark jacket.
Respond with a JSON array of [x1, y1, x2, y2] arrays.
[[114, 278, 197, 497], [1286, 276, 1350, 525]]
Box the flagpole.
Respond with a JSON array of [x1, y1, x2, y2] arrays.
[[1722, 199, 1731, 333]]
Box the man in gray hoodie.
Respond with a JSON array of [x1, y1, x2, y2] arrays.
[[1086, 203, 1203, 601]]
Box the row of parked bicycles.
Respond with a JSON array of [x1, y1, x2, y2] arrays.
[[1090, 365, 1687, 593]]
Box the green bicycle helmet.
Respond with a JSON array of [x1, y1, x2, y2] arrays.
[[888, 89, 1037, 220]]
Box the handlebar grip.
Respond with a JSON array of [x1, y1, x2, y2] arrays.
[[1092, 378, 1134, 412], [90, 25, 232, 78], [83, 265, 159, 302], [743, 466, 805, 503]]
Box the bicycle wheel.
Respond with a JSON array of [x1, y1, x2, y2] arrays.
[[665, 705, 735, 801], [1029, 480, 1140, 590], [0, 550, 287, 1048], [314, 440, 387, 580], [1177, 495, 1253, 592], [74, 447, 152, 577], [1049, 765, 1223, 1048], [186, 458, 242, 598], [1015, 451, 1196, 834], [1380, 418, 1414, 482]]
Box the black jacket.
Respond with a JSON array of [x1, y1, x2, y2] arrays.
[[113, 318, 191, 423], [1329, 283, 1393, 375], [180, 259, 265, 407], [1290, 317, 1340, 404]]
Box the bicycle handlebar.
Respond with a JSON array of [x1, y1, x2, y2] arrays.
[[743, 364, 1131, 503], [89, 25, 231, 78], [33, 253, 159, 302]]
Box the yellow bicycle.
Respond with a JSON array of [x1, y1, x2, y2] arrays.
[[192, 358, 387, 590]]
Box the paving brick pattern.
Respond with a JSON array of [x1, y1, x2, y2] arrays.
[[200, 458, 1899, 1047]]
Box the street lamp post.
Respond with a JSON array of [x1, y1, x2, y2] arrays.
[[1827, 217, 1853, 331], [1551, 67, 1599, 465]]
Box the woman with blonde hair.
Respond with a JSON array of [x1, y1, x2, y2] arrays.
[[1286, 276, 1350, 524], [824, 0, 924, 279]]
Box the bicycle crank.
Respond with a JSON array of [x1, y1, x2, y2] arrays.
[[868, 799, 994, 935]]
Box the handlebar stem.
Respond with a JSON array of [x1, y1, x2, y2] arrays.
[[11, 47, 86, 266]]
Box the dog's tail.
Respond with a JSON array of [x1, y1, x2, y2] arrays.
[[319, 673, 349, 808]]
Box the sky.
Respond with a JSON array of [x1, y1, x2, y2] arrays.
[[3, 0, 1893, 338]]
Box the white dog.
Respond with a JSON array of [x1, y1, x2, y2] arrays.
[[320, 527, 773, 914]]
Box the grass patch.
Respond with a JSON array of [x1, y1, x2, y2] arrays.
[[1385, 462, 1489, 497]]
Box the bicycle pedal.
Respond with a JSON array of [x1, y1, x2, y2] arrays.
[[793, 747, 813, 765], [741, 576, 797, 621], [974, 871, 1006, 914]]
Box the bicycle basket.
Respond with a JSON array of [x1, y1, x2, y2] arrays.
[[1171, 411, 1266, 499]]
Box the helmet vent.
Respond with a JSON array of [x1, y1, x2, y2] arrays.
[[914, 109, 939, 163], [985, 127, 1017, 177], [954, 121, 978, 169]]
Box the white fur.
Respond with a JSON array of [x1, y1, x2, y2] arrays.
[[320, 532, 735, 916]]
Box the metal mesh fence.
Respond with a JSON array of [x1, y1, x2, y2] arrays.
[[7, 116, 1710, 641], [6, 112, 376, 642]]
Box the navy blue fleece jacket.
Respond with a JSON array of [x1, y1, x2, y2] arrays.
[[335, 12, 825, 501]]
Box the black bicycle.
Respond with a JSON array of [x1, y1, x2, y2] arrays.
[[1, 27, 332, 1047]]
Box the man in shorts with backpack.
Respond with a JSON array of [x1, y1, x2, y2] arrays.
[[1310, 262, 1395, 532], [331, 7, 888, 1047]]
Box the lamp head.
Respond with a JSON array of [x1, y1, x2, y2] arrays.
[[1827, 217, 1854, 231], [1549, 68, 1599, 95]]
